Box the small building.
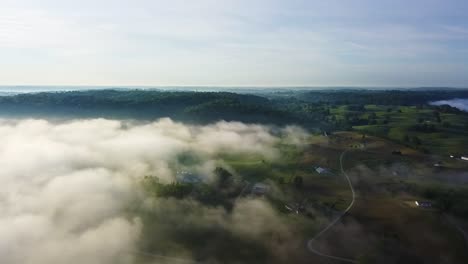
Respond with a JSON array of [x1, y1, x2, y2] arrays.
[[315, 167, 328, 174], [415, 201, 432, 208], [252, 183, 269, 195], [182, 175, 201, 184], [176, 171, 201, 184]]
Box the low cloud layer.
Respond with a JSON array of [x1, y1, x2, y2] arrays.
[[430, 98, 468, 111], [0, 118, 306, 264]]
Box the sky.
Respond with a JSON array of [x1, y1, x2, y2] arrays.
[[1, 0, 468, 87]]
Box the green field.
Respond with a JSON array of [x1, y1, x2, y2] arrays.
[[329, 104, 468, 156]]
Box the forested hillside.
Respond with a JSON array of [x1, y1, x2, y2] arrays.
[[0, 89, 466, 145], [0, 90, 329, 128]]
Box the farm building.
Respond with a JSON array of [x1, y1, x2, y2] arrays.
[[252, 183, 269, 195], [176, 171, 202, 184], [315, 167, 328, 174], [415, 201, 432, 208]]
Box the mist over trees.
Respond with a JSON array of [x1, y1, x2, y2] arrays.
[[0, 118, 311, 264]]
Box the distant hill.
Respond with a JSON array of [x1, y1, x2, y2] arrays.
[[1, 89, 466, 132], [0, 90, 326, 129], [287, 89, 468, 105]]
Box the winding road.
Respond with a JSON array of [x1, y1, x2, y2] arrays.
[[306, 149, 358, 263]]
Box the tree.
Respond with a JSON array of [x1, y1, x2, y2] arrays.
[[293, 175, 303, 189], [404, 134, 410, 142], [277, 177, 285, 185], [214, 167, 233, 188], [434, 111, 441, 123], [412, 136, 421, 145]]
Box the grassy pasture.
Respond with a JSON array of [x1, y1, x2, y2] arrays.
[[329, 104, 468, 157]]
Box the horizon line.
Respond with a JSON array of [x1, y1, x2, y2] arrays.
[[0, 85, 467, 89]]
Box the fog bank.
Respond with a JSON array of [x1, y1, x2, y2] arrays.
[[430, 98, 468, 111], [0, 118, 306, 264]]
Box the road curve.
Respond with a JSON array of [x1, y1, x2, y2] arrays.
[[306, 149, 358, 263]]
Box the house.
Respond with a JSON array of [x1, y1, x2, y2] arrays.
[[315, 167, 328, 174], [176, 171, 201, 184], [252, 183, 269, 195], [415, 201, 432, 208], [182, 175, 201, 184]]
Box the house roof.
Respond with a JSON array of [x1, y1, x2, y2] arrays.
[[315, 167, 327, 174], [415, 201, 432, 207], [252, 183, 269, 194]]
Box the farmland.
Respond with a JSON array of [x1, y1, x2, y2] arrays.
[[0, 88, 467, 263]]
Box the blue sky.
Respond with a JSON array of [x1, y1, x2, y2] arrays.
[[1, 0, 468, 87]]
